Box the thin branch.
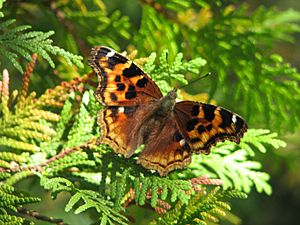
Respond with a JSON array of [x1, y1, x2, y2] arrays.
[[39, 138, 95, 168], [1, 69, 10, 120], [17, 207, 70, 225], [190, 175, 222, 192], [1, 138, 96, 173]]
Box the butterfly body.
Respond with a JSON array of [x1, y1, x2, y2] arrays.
[[88, 46, 248, 176]]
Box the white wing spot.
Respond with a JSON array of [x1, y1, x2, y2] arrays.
[[179, 139, 186, 147], [106, 50, 115, 58], [232, 115, 237, 123], [118, 107, 125, 113]]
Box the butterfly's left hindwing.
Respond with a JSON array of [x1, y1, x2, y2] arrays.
[[99, 103, 160, 158]]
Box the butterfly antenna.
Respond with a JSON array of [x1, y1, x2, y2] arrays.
[[178, 72, 211, 90], [165, 51, 172, 85]]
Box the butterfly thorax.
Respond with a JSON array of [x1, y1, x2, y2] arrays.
[[152, 88, 177, 117], [139, 89, 177, 144]]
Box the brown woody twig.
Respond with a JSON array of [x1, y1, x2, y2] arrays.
[[17, 207, 70, 225], [0, 138, 96, 173]]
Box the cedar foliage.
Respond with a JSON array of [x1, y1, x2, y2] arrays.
[[0, 0, 298, 224]]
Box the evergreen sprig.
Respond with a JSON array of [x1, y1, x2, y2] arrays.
[[142, 49, 206, 94], [149, 187, 247, 225], [51, 0, 131, 52], [136, 0, 300, 132], [0, 60, 57, 154], [40, 176, 128, 225], [0, 1, 296, 223], [134, 5, 179, 58], [97, 159, 194, 210], [0, 45, 288, 224], [0, 0, 5, 18], [0, 56, 94, 187], [0, 18, 83, 73], [187, 129, 286, 195], [0, 183, 40, 225]]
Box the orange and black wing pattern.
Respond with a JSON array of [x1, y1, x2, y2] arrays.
[[174, 101, 247, 154], [88, 46, 162, 106], [88, 46, 248, 176]]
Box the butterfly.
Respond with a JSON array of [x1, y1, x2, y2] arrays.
[[88, 46, 248, 176]]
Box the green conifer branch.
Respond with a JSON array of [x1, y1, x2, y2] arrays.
[[0, 152, 26, 163], [0, 19, 83, 73], [0, 2, 294, 221], [186, 129, 286, 195], [0, 65, 58, 153], [5, 171, 34, 186], [0, 0, 5, 18], [0, 183, 40, 224], [137, 1, 300, 132], [142, 49, 206, 94], [48, 1, 131, 53], [0, 50, 286, 224], [149, 187, 247, 225], [40, 176, 128, 225]]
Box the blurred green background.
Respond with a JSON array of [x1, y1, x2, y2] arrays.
[[234, 1, 300, 225]]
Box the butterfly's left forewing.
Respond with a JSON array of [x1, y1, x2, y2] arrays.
[[174, 101, 247, 154], [88, 46, 163, 106]]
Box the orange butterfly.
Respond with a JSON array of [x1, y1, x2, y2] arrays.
[[88, 46, 247, 176]]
